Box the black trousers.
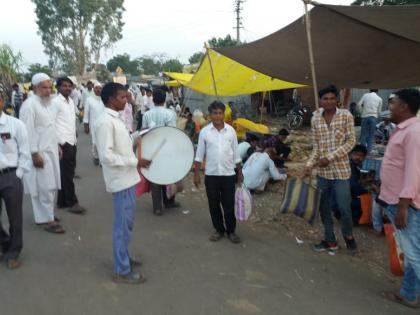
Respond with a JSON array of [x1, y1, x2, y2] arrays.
[[204, 175, 236, 234], [151, 184, 175, 211], [275, 145, 291, 168], [57, 143, 78, 208], [0, 171, 23, 259], [136, 112, 143, 130]]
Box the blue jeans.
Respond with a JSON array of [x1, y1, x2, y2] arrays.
[[371, 193, 383, 232], [386, 205, 420, 302], [360, 116, 377, 153], [112, 185, 136, 275], [317, 177, 353, 243]]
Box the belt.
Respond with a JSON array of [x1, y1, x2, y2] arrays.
[[0, 167, 17, 175]]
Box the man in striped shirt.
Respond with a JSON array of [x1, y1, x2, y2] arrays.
[[304, 85, 357, 255]]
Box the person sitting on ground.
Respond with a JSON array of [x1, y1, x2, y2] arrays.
[[264, 129, 291, 167], [243, 148, 287, 192], [349, 145, 370, 225], [238, 134, 259, 163]]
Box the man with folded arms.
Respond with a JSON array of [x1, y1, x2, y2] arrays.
[[52, 77, 86, 214]]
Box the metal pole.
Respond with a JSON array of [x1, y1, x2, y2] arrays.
[[303, 0, 320, 110], [204, 43, 219, 97]]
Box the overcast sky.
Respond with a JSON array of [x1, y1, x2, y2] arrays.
[[0, 0, 353, 67]]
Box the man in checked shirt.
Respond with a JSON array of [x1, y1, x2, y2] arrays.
[[304, 85, 357, 255]]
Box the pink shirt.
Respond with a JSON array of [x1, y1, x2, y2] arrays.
[[380, 117, 420, 208], [119, 103, 133, 133]]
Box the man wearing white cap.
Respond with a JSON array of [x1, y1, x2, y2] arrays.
[[19, 73, 65, 234], [83, 82, 104, 166]]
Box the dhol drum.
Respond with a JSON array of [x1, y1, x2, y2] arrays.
[[140, 126, 194, 185]]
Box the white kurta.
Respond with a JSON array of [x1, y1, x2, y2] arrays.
[[20, 95, 61, 195], [20, 95, 61, 223], [83, 95, 105, 146]]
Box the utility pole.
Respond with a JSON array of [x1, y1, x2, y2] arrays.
[[234, 0, 245, 43]]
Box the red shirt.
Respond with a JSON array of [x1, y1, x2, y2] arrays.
[[380, 117, 420, 208]]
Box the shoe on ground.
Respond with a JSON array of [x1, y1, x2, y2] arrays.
[[6, 258, 21, 269], [344, 237, 358, 256], [130, 258, 142, 268], [113, 271, 146, 285], [367, 228, 383, 237], [227, 233, 241, 244], [93, 158, 100, 166], [68, 204, 87, 214], [209, 232, 224, 242], [153, 209, 163, 216], [313, 240, 339, 253], [164, 202, 180, 209]]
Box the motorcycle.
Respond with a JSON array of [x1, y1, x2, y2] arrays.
[[287, 102, 308, 129]]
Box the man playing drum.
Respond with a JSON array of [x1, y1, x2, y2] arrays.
[[142, 88, 180, 216]]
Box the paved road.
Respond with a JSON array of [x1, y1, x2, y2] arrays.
[[0, 127, 411, 315]]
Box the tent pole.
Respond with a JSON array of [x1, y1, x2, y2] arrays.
[[204, 43, 219, 97], [260, 91, 266, 123], [303, 0, 319, 110]]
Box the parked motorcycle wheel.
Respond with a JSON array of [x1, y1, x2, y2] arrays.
[[288, 114, 303, 129]]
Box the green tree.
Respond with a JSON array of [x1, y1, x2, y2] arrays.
[[188, 35, 241, 66], [32, 0, 125, 75], [161, 59, 183, 72], [138, 55, 162, 76], [0, 44, 22, 99], [208, 34, 241, 48], [352, 0, 420, 5], [24, 63, 52, 82], [188, 52, 204, 64], [106, 54, 140, 75]]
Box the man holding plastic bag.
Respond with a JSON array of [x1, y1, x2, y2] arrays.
[[194, 101, 243, 244]]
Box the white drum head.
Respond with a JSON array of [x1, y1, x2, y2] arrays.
[[140, 126, 194, 185]]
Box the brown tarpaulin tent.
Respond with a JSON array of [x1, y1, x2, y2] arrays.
[[214, 4, 420, 89]]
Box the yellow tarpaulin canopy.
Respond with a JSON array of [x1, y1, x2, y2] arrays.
[[165, 73, 193, 86], [165, 80, 182, 87], [165, 49, 304, 96]]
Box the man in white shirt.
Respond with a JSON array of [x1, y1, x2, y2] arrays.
[[81, 80, 94, 109], [238, 134, 259, 163], [357, 89, 383, 153], [20, 73, 65, 234], [142, 88, 178, 215], [144, 87, 154, 111], [83, 82, 104, 165], [0, 92, 30, 269], [194, 101, 243, 244], [243, 148, 287, 191], [52, 77, 86, 215], [95, 82, 150, 285], [135, 86, 146, 130]]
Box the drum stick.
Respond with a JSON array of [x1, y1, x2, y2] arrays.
[[150, 138, 167, 160]]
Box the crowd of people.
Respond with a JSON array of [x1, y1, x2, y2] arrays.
[[0, 74, 419, 308]]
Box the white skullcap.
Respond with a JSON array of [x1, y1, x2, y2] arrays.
[[94, 81, 102, 88], [31, 73, 51, 86]]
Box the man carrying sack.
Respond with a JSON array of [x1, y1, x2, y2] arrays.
[[304, 85, 357, 255]]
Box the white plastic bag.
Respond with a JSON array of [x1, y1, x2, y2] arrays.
[[235, 184, 252, 221]]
